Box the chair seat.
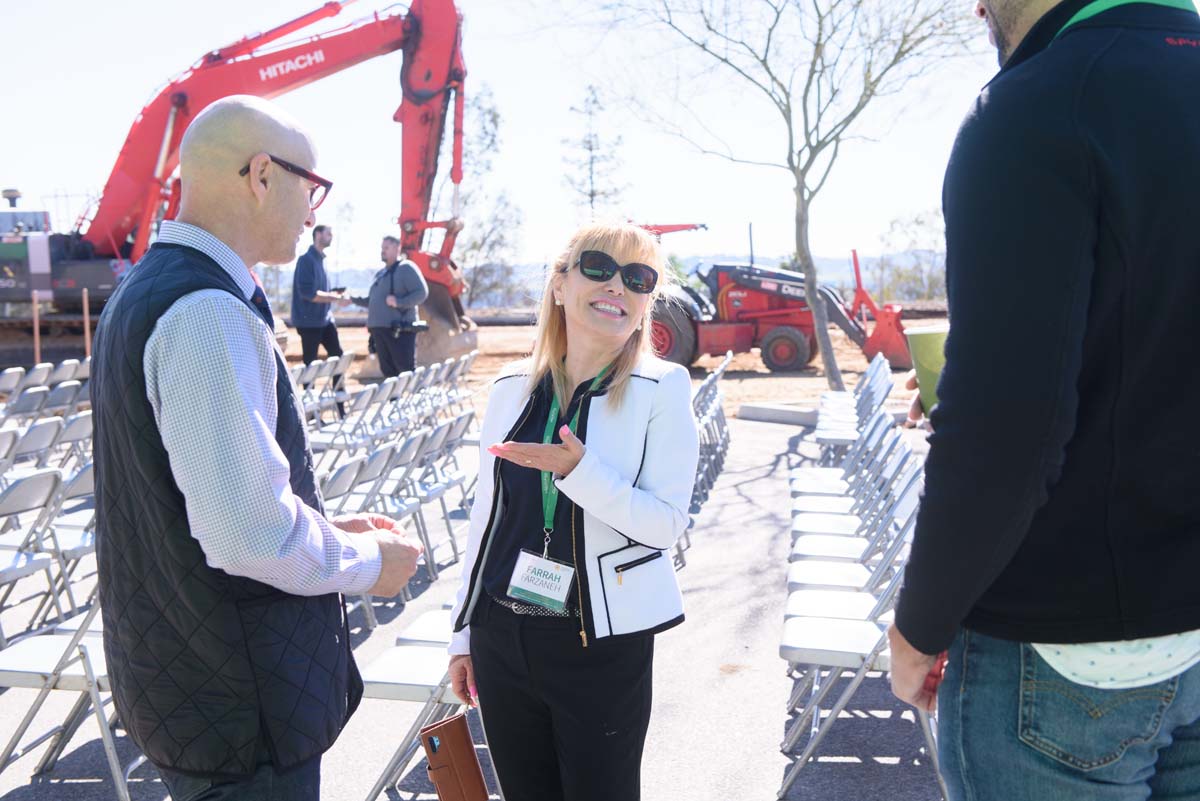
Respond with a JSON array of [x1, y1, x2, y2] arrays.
[[395, 609, 453, 647], [53, 609, 104, 636], [0, 635, 110, 691], [814, 431, 858, 447], [789, 477, 851, 497], [784, 589, 892, 623], [786, 560, 872, 592], [790, 512, 862, 537], [779, 616, 890, 671], [412, 481, 448, 503], [360, 644, 453, 702], [790, 535, 869, 562], [791, 495, 856, 515], [51, 529, 95, 560], [789, 466, 844, 481], [0, 550, 53, 582]]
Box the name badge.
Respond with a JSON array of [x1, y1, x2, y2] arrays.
[[507, 549, 576, 613]]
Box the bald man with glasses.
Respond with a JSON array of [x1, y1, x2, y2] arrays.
[[91, 95, 421, 800]]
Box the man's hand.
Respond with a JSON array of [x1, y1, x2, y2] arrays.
[[448, 655, 477, 707], [488, 424, 585, 477], [368, 530, 423, 597], [887, 624, 942, 712], [386, 294, 399, 309], [332, 513, 402, 535]]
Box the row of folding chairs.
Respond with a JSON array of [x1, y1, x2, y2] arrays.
[[777, 400, 949, 799], [0, 464, 96, 649], [289, 351, 357, 423], [307, 354, 478, 472], [0, 359, 90, 406], [317, 411, 475, 627], [1, 412, 93, 484], [0, 380, 89, 429], [813, 353, 894, 464]]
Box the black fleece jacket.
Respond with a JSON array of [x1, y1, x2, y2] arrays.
[[895, 0, 1200, 654]]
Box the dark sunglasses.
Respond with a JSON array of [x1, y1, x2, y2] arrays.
[[239, 154, 332, 210], [576, 250, 659, 294]]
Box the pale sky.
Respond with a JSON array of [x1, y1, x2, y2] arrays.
[[0, 0, 1120, 272]]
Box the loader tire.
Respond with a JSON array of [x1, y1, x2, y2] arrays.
[[651, 300, 698, 366], [761, 326, 810, 372]]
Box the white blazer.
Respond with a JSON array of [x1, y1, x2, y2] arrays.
[[449, 354, 700, 654]]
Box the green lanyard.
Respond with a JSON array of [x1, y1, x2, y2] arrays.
[[539, 366, 609, 556], [1056, 0, 1196, 39]]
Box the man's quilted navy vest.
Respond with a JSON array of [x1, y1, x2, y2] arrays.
[[91, 242, 362, 778]]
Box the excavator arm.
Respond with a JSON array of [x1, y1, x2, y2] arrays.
[[78, 0, 468, 326]]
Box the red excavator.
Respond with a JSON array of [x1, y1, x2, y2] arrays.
[[13, 0, 474, 358]]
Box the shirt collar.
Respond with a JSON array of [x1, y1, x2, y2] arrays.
[[308, 244, 325, 261], [157, 220, 257, 300]]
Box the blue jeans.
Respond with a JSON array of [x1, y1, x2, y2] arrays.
[[157, 754, 321, 801], [938, 629, 1200, 801]]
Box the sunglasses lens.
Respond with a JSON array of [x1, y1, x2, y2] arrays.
[[579, 251, 617, 282], [623, 264, 658, 294]]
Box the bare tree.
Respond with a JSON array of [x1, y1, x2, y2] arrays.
[[431, 85, 524, 307], [563, 85, 626, 217], [604, 0, 974, 388]]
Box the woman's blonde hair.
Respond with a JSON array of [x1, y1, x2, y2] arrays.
[[528, 222, 670, 410]]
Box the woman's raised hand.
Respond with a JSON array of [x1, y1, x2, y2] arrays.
[[488, 425, 586, 477]]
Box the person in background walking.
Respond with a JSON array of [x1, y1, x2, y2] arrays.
[[292, 224, 349, 365]]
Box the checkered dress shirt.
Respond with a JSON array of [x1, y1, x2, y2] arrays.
[[143, 220, 381, 596]]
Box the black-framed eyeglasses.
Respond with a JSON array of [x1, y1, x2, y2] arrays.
[[239, 154, 332, 210], [576, 250, 659, 294]]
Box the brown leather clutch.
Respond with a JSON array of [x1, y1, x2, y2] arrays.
[[420, 712, 489, 801]]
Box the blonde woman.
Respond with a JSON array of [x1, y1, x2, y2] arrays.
[[446, 222, 700, 800]]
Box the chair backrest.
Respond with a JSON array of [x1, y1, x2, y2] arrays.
[[13, 417, 65, 462], [46, 359, 81, 387], [330, 351, 355, 390], [44, 380, 82, 413], [62, 462, 95, 500], [297, 360, 322, 389], [0, 468, 63, 517], [356, 441, 398, 487], [5, 385, 49, 418], [384, 428, 431, 492], [320, 455, 366, 500], [58, 411, 94, 445], [289, 364, 304, 385], [16, 363, 53, 393], [0, 367, 24, 396], [75, 356, 91, 381], [445, 411, 475, 448], [313, 358, 336, 386]]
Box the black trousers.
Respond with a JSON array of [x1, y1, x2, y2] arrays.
[[470, 596, 654, 801], [369, 326, 415, 377], [297, 322, 343, 365]]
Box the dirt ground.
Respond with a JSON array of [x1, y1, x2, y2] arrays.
[[285, 320, 940, 417]]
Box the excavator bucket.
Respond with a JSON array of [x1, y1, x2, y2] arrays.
[[862, 304, 912, 370], [417, 281, 478, 365]]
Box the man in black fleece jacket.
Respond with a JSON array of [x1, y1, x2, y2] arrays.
[[888, 1, 1200, 798]]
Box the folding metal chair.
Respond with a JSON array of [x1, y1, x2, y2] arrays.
[[0, 469, 68, 646], [1, 386, 50, 427], [0, 603, 139, 801]]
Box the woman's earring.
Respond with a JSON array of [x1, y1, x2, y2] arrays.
[[555, 298, 563, 306], [637, 322, 643, 330]]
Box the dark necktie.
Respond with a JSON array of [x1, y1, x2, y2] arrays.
[[249, 284, 275, 331], [248, 270, 276, 330]]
